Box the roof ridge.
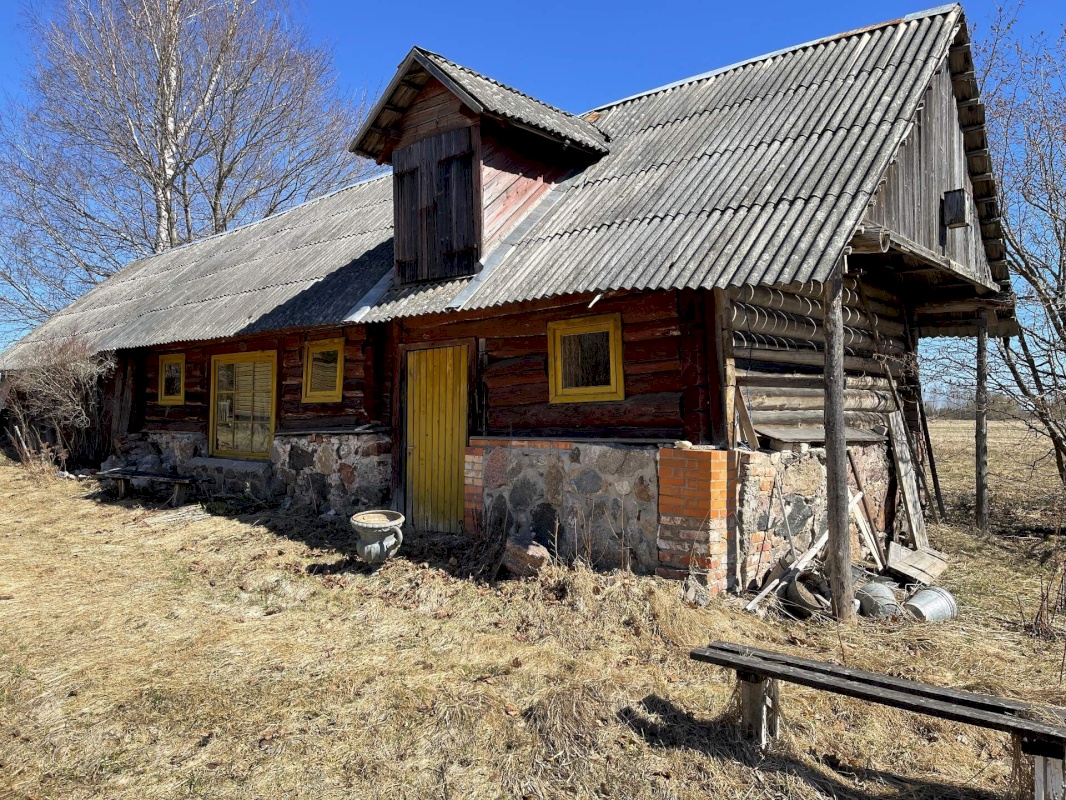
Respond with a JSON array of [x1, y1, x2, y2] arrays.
[[413, 47, 596, 126], [585, 3, 961, 113]]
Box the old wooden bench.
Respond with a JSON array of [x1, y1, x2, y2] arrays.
[[89, 468, 198, 507], [691, 641, 1066, 799]]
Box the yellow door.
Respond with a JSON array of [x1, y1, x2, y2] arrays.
[[405, 345, 468, 533]]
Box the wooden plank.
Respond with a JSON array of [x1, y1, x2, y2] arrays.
[[848, 448, 887, 567], [690, 649, 1066, 748], [887, 409, 929, 549], [704, 642, 1063, 719], [734, 386, 760, 448], [887, 540, 949, 585], [850, 488, 885, 571]]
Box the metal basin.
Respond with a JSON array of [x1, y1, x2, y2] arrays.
[[350, 510, 405, 565]]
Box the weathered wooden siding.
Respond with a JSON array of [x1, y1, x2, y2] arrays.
[[725, 275, 908, 433], [141, 327, 371, 436], [393, 291, 697, 440], [481, 130, 563, 250], [864, 61, 993, 285], [394, 127, 482, 283], [394, 78, 477, 152]]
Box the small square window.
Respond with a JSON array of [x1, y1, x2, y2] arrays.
[[547, 314, 624, 403], [157, 354, 185, 405], [302, 338, 345, 403]]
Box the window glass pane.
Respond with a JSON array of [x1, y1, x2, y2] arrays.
[[252, 391, 271, 423], [163, 362, 182, 397], [217, 364, 234, 391], [215, 394, 234, 452], [234, 362, 255, 392], [251, 424, 271, 455], [215, 357, 273, 455], [254, 361, 273, 393], [560, 330, 612, 389], [235, 423, 253, 454], [309, 348, 339, 395]]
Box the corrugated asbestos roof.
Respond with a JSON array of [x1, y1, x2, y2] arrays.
[[1, 5, 970, 367], [458, 6, 963, 308], [414, 49, 609, 155], [1, 176, 394, 367]]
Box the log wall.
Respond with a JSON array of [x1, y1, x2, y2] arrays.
[[140, 326, 372, 436], [724, 275, 910, 432], [392, 290, 699, 440]]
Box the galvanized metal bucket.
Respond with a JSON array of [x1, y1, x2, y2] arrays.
[[350, 510, 405, 565], [856, 582, 903, 618], [904, 586, 958, 622]]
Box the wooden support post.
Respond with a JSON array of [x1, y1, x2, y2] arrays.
[[738, 671, 778, 748], [976, 309, 990, 534], [824, 263, 855, 621], [115, 478, 129, 500]]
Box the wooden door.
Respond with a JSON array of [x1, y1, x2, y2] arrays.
[[405, 345, 469, 532]]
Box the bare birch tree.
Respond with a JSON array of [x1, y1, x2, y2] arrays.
[[973, 6, 1066, 483], [0, 0, 374, 331]]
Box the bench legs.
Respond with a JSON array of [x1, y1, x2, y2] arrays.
[[1035, 754, 1065, 800], [170, 483, 189, 507], [738, 671, 778, 749], [115, 478, 129, 500]]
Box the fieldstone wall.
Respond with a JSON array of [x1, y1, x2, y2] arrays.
[[734, 442, 891, 591], [465, 438, 660, 573], [271, 432, 392, 515], [103, 431, 208, 475]]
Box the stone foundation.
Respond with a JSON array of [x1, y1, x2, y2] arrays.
[[105, 429, 392, 512], [271, 432, 392, 515], [103, 431, 208, 476], [464, 438, 660, 573]]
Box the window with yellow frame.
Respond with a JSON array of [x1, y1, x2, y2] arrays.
[[210, 351, 276, 459], [157, 353, 185, 405], [302, 338, 345, 403], [547, 314, 624, 403]]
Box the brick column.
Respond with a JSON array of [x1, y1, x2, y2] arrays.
[[656, 448, 738, 593]]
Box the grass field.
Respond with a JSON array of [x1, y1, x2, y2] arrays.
[[1, 422, 1064, 799]]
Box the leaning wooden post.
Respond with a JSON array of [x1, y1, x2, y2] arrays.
[[824, 260, 855, 621], [976, 309, 990, 534]]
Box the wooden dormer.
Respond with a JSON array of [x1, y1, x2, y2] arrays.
[[349, 47, 608, 285]]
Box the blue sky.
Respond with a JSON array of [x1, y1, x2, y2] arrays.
[[0, 0, 1060, 351]]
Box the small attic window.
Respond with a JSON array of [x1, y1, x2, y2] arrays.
[[158, 353, 185, 405], [302, 339, 344, 403], [942, 188, 971, 229], [547, 314, 624, 403]]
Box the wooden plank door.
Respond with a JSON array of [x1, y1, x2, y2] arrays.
[[405, 345, 469, 533]]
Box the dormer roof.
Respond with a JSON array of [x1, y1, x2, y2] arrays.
[[349, 47, 609, 162]]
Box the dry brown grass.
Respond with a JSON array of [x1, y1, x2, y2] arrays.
[[0, 426, 1063, 799]]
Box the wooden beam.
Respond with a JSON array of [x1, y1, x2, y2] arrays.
[[976, 309, 990, 533], [824, 261, 855, 622]]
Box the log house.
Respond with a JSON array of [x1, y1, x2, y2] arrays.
[[1, 4, 1016, 593]]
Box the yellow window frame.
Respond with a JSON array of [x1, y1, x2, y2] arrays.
[[301, 338, 345, 403], [209, 350, 277, 460], [157, 353, 186, 405], [547, 313, 625, 403]]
